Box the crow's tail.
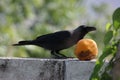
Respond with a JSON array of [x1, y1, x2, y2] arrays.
[[13, 40, 33, 46]]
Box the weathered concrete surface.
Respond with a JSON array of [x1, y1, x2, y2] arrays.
[[65, 61, 95, 80], [0, 57, 95, 80]]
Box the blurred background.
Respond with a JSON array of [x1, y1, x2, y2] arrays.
[[0, 0, 119, 58]]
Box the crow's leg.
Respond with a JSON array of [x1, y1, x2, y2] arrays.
[[55, 50, 67, 58], [51, 50, 68, 59], [51, 50, 61, 58]]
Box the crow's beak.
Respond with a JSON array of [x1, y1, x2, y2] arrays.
[[86, 26, 96, 32]]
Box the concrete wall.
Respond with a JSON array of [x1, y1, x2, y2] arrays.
[[0, 58, 95, 80]]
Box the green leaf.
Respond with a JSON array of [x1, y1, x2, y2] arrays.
[[113, 7, 120, 30], [99, 45, 112, 62], [90, 61, 103, 80], [106, 23, 112, 31], [104, 31, 113, 45]]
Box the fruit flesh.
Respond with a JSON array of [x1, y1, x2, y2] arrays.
[[75, 39, 98, 60]]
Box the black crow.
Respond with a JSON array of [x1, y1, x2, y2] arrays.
[[13, 25, 96, 58]]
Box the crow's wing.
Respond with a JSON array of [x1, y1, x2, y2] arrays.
[[34, 31, 71, 44]]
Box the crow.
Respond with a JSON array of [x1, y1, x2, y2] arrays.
[[13, 25, 96, 58]]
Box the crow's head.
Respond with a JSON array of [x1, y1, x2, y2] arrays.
[[77, 25, 96, 33]]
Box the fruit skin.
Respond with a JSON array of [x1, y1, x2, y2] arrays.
[[74, 39, 98, 60]]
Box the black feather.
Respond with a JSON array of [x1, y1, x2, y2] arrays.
[[13, 40, 33, 46]]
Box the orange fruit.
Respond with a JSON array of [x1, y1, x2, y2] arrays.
[[74, 39, 98, 60]]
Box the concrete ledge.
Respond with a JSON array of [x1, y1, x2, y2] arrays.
[[0, 57, 95, 80]]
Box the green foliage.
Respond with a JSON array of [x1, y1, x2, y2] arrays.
[[103, 30, 113, 45], [113, 8, 120, 30], [0, 0, 84, 57], [0, 0, 110, 57], [90, 7, 120, 80]]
